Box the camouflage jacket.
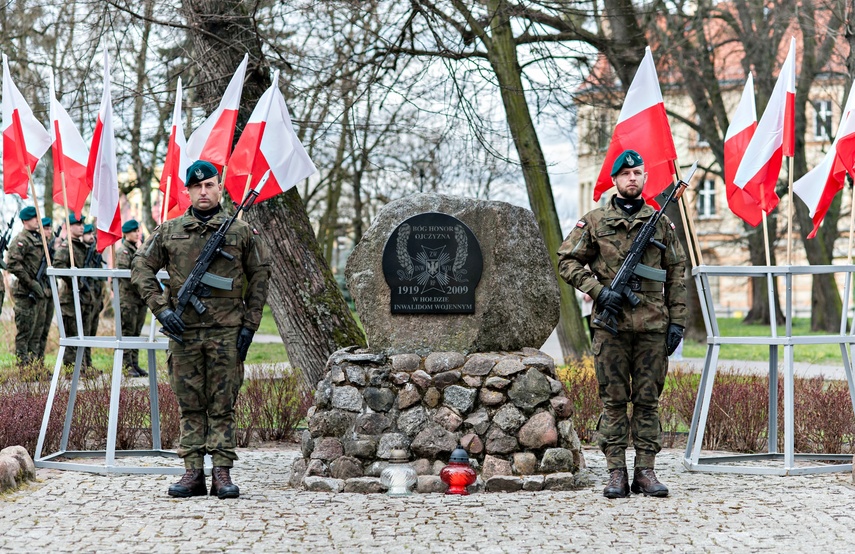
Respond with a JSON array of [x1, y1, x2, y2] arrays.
[[54, 239, 101, 306], [557, 195, 688, 333], [131, 207, 271, 331], [116, 239, 144, 306], [6, 229, 46, 297]]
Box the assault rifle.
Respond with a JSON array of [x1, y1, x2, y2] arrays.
[[0, 214, 15, 270], [593, 161, 697, 336], [80, 239, 104, 292], [160, 170, 269, 343]]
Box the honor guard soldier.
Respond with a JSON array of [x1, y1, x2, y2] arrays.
[[54, 214, 100, 372], [558, 150, 688, 499], [6, 206, 49, 370], [116, 219, 148, 377], [35, 217, 60, 364], [132, 160, 271, 499]]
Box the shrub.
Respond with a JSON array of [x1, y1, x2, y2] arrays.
[[557, 357, 600, 444], [236, 364, 311, 447]]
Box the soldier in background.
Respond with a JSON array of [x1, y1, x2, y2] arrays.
[[34, 217, 60, 365], [55, 214, 97, 372], [558, 149, 688, 499], [6, 206, 49, 370], [116, 219, 148, 377], [81, 223, 104, 367], [132, 160, 270, 500]]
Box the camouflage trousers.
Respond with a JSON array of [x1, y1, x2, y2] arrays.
[[61, 300, 101, 369], [168, 327, 243, 469], [13, 293, 49, 365], [592, 330, 668, 471], [120, 301, 147, 370]]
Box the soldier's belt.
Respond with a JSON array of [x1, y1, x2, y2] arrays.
[[602, 278, 663, 293]]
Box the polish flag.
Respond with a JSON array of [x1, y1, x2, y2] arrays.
[[792, 84, 855, 238], [86, 51, 122, 253], [186, 54, 247, 168], [2, 54, 51, 198], [835, 83, 855, 179], [733, 37, 797, 212], [49, 72, 91, 218], [159, 77, 191, 220], [724, 73, 763, 227], [594, 46, 677, 207], [223, 70, 317, 203]]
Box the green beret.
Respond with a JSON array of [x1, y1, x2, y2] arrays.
[[186, 160, 219, 187], [19, 206, 37, 221], [83, 223, 94, 234], [122, 219, 139, 233], [610, 149, 644, 176], [68, 212, 84, 225], [41, 217, 52, 227]]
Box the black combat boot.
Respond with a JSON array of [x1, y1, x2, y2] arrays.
[[132, 364, 148, 377], [603, 468, 630, 498], [631, 467, 669, 497], [168, 469, 206, 498], [210, 466, 240, 499]]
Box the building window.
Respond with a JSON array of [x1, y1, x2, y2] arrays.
[[815, 100, 833, 140], [595, 112, 611, 151], [697, 179, 716, 218]]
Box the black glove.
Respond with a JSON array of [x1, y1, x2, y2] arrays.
[[31, 281, 45, 299], [666, 324, 684, 356], [157, 308, 186, 337], [236, 327, 255, 362], [596, 288, 623, 315]]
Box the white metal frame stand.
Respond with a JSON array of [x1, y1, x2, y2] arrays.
[[33, 267, 186, 475], [684, 264, 855, 475]]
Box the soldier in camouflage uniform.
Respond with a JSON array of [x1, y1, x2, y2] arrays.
[[35, 217, 61, 362], [6, 206, 49, 369], [116, 219, 148, 377], [54, 214, 101, 372], [132, 160, 270, 500], [558, 150, 688, 499]]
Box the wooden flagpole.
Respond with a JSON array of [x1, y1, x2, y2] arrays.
[[161, 175, 172, 224], [787, 156, 794, 265], [848, 183, 855, 266], [60, 171, 75, 268], [237, 172, 252, 221], [673, 163, 704, 266], [25, 165, 52, 266]]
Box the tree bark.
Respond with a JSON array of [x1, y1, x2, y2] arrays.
[[484, 0, 589, 357], [184, 0, 366, 389]]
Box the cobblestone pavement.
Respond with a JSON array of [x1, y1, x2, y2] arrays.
[[1, 446, 853, 553]]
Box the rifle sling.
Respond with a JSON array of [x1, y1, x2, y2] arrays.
[[172, 288, 243, 300], [601, 278, 663, 293]]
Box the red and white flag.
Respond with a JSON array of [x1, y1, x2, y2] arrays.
[[223, 70, 317, 203], [733, 37, 796, 213], [593, 46, 677, 208], [159, 77, 191, 220], [792, 84, 855, 238], [724, 73, 763, 227], [86, 51, 122, 252], [49, 72, 91, 218], [2, 54, 51, 198], [186, 54, 247, 168], [835, 82, 855, 179]]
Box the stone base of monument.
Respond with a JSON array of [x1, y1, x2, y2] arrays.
[[290, 347, 590, 494]]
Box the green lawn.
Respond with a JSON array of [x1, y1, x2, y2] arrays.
[[682, 317, 851, 365]]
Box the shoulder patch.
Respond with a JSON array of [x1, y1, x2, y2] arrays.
[[16, 242, 23, 247], [576, 220, 586, 228], [252, 228, 260, 235], [670, 222, 676, 230]]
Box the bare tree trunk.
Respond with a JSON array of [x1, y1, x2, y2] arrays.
[[184, 0, 366, 389], [484, 0, 589, 358]]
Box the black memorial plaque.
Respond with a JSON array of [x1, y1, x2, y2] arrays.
[[382, 212, 483, 314]]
